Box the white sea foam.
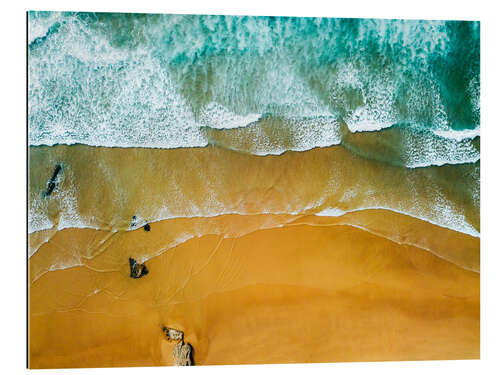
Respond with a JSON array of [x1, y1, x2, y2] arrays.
[[345, 116, 395, 133], [28, 11, 62, 44], [401, 130, 480, 168], [344, 71, 397, 133], [212, 116, 342, 156], [28, 194, 54, 234], [432, 128, 480, 141], [316, 205, 479, 238], [199, 103, 262, 129], [315, 207, 347, 217]]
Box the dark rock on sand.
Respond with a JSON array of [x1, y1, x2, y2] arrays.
[[129, 257, 148, 279], [43, 164, 62, 197], [144, 223, 151, 232]]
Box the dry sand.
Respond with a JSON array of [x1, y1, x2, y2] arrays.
[[29, 212, 479, 368]]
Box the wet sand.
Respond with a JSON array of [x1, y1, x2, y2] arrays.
[[29, 212, 479, 368]]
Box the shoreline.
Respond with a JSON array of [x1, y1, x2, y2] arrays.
[[29, 209, 480, 280], [28, 144, 480, 238]]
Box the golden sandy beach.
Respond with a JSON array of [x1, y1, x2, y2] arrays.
[[29, 209, 479, 368]]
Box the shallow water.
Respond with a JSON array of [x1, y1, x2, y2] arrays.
[[28, 144, 479, 239]]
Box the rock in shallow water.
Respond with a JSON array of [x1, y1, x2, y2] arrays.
[[130, 215, 137, 228], [43, 163, 62, 197]]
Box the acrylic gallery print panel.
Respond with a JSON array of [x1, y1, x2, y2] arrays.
[[28, 11, 480, 368]]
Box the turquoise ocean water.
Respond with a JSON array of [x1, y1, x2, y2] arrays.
[[28, 12, 479, 164]]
